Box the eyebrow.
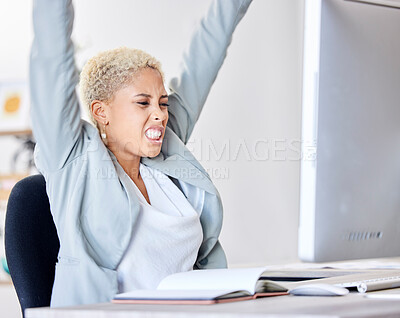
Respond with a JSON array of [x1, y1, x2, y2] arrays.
[[134, 93, 169, 99]]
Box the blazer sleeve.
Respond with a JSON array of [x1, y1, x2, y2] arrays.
[[30, 0, 83, 172], [167, 0, 253, 144]]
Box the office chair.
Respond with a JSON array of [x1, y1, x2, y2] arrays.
[[5, 175, 60, 317]]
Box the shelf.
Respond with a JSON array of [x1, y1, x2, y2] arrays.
[[0, 280, 12, 285], [0, 130, 32, 137]]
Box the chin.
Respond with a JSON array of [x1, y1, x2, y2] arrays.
[[144, 148, 162, 158]]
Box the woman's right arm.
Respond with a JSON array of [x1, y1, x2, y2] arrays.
[[166, 0, 252, 144], [30, 0, 83, 172]]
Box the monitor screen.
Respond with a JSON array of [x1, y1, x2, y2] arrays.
[[298, 0, 400, 262]]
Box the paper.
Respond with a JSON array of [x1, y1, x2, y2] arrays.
[[157, 267, 267, 295], [114, 289, 246, 300]]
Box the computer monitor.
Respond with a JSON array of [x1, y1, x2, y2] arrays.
[[298, 0, 400, 262]]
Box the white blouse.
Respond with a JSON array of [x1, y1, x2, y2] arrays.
[[117, 163, 203, 292]]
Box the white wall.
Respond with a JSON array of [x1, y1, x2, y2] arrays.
[[189, 0, 304, 266], [0, 0, 32, 313], [0, 0, 33, 175], [0, 0, 304, 289]]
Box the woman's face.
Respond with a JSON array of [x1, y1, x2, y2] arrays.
[[104, 67, 169, 160]]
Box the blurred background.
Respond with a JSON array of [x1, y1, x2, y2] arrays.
[[0, 0, 304, 316]]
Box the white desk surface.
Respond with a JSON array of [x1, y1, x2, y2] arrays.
[[25, 289, 400, 318], [25, 258, 400, 318]]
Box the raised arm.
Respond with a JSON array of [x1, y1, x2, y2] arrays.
[[167, 0, 252, 144], [30, 0, 83, 172]]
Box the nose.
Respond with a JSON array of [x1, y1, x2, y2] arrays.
[[152, 105, 167, 121]]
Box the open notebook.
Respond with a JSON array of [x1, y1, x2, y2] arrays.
[[113, 267, 289, 304]]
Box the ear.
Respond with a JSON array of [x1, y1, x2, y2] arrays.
[[91, 100, 108, 125]]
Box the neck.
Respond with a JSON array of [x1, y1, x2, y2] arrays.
[[118, 156, 141, 181], [108, 146, 141, 181]]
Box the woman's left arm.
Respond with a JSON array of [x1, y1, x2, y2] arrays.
[[167, 0, 253, 144]]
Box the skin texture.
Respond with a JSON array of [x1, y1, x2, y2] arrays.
[[91, 67, 169, 204]]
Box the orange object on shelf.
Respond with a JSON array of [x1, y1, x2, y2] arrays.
[[3, 94, 21, 114]]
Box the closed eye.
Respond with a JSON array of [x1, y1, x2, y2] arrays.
[[137, 102, 149, 106], [160, 103, 169, 107]]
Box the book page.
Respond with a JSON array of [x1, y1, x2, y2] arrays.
[[157, 267, 268, 294], [114, 289, 249, 301]]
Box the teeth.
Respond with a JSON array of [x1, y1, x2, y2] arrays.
[[145, 129, 162, 139]]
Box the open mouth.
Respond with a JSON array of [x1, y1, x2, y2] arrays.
[[145, 126, 164, 144]]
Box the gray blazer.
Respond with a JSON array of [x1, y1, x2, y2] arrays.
[[30, 0, 252, 307]]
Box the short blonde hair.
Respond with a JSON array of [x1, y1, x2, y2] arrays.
[[79, 47, 164, 126]]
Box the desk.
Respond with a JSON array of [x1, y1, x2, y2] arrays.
[[25, 289, 400, 318], [25, 259, 400, 318]]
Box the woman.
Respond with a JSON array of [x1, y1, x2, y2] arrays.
[[30, 0, 252, 307]]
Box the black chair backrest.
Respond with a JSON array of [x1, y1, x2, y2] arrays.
[[5, 175, 60, 317]]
